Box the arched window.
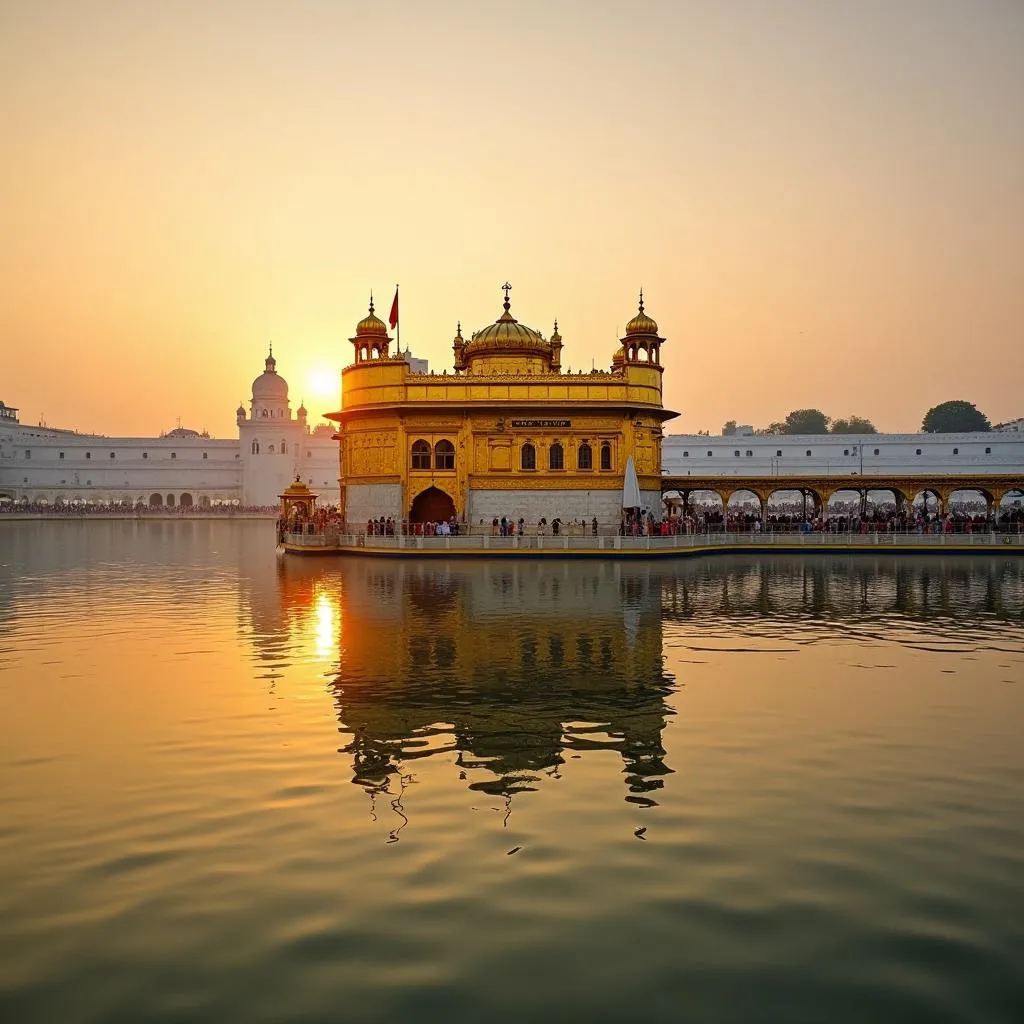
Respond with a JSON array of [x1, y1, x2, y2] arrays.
[[549, 442, 564, 470], [434, 439, 455, 470], [262, 410, 268, 418], [251, 441, 259, 455], [268, 444, 275, 454], [600, 442, 612, 471], [281, 440, 287, 454], [521, 443, 536, 471], [411, 439, 431, 470], [578, 442, 593, 470]]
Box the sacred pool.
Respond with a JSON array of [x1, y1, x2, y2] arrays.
[[1, 520, 1022, 1023]]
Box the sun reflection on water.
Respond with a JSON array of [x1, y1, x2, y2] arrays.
[[313, 589, 338, 661]]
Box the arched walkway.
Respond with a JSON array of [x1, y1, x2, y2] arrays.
[[149, 493, 163, 507], [410, 486, 456, 524], [180, 493, 194, 507]]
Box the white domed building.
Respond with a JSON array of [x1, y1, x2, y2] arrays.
[[236, 347, 340, 506], [0, 349, 343, 508]]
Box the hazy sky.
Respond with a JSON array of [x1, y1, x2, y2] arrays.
[[1, 0, 1021, 437]]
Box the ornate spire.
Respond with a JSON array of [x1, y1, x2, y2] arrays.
[[498, 281, 516, 321], [549, 318, 562, 372], [453, 320, 467, 371], [638, 288, 645, 315], [265, 343, 276, 373], [368, 291, 375, 316]]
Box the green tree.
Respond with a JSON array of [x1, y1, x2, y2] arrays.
[[722, 419, 738, 436], [831, 415, 877, 434], [922, 401, 990, 433], [783, 408, 830, 434], [756, 422, 786, 435]]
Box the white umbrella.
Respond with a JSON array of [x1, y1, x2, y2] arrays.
[[622, 454, 642, 510]]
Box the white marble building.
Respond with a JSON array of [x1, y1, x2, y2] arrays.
[[662, 431, 1024, 479], [0, 350, 342, 507]]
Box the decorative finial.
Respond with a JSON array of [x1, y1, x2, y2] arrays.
[[638, 288, 645, 315], [501, 281, 512, 313], [553, 318, 559, 333], [455, 320, 463, 338], [369, 290, 375, 315]]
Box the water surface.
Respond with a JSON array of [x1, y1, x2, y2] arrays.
[[1, 521, 1023, 1022]]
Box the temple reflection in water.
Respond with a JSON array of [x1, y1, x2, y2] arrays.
[[276, 559, 676, 809], [267, 554, 1024, 820]]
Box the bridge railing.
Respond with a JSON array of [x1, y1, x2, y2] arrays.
[[282, 531, 1024, 552]]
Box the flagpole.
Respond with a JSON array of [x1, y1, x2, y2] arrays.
[[395, 284, 400, 354]]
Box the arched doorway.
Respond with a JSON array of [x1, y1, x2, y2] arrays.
[[410, 486, 456, 524], [149, 493, 163, 507], [180, 493, 193, 507]]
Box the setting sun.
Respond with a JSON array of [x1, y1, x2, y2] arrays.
[[306, 368, 339, 405]]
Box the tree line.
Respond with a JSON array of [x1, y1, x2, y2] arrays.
[[718, 400, 992, 436]]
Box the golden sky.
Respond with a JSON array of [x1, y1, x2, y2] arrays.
[[1, 0, 1021, 437]]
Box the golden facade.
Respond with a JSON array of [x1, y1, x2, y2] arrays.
[[326, 285, 678, 525]]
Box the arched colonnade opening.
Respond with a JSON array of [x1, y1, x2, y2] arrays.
[[665, 483, 1024, 534], [409, 486, 456, 525]]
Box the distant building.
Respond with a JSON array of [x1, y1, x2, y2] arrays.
[[398, 347, 429, 374], [0, 351, 344, 507], [995, 418, 1024, 434], [662, 430, 1024, 477]]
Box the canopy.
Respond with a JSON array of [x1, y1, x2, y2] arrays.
[[622, 455, 642, 510]]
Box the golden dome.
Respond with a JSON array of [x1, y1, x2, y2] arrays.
[[354, 297, 389, 338], [280, 478, 317, 498], [463, 285, 553, 359], [625, 290, 659, 337]]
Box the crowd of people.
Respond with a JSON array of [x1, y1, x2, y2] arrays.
[[271, 495, 1024, 542]]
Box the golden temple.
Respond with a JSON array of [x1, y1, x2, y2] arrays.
[[325, 285, 677, 526]]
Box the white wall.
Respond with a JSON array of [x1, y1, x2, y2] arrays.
[[0, 427, 240, 504], [663, 431, 1024, 478], [468, 488, 627, 527], [345, 483, 402, 524]]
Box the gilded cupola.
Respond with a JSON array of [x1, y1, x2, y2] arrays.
[[619, 290, 664, 369], [355, 296, 389, 339], [350, 294, 392, 363], [625, 289, 659, 337], [461, 283, 555, 374]]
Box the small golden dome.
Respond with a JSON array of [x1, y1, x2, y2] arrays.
[[625, 289, 659, 337], [280, 478, 316, 497], [355, 297, 389, 338]]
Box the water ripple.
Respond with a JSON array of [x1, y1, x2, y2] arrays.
[[0, 525, 1022, 1022]]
